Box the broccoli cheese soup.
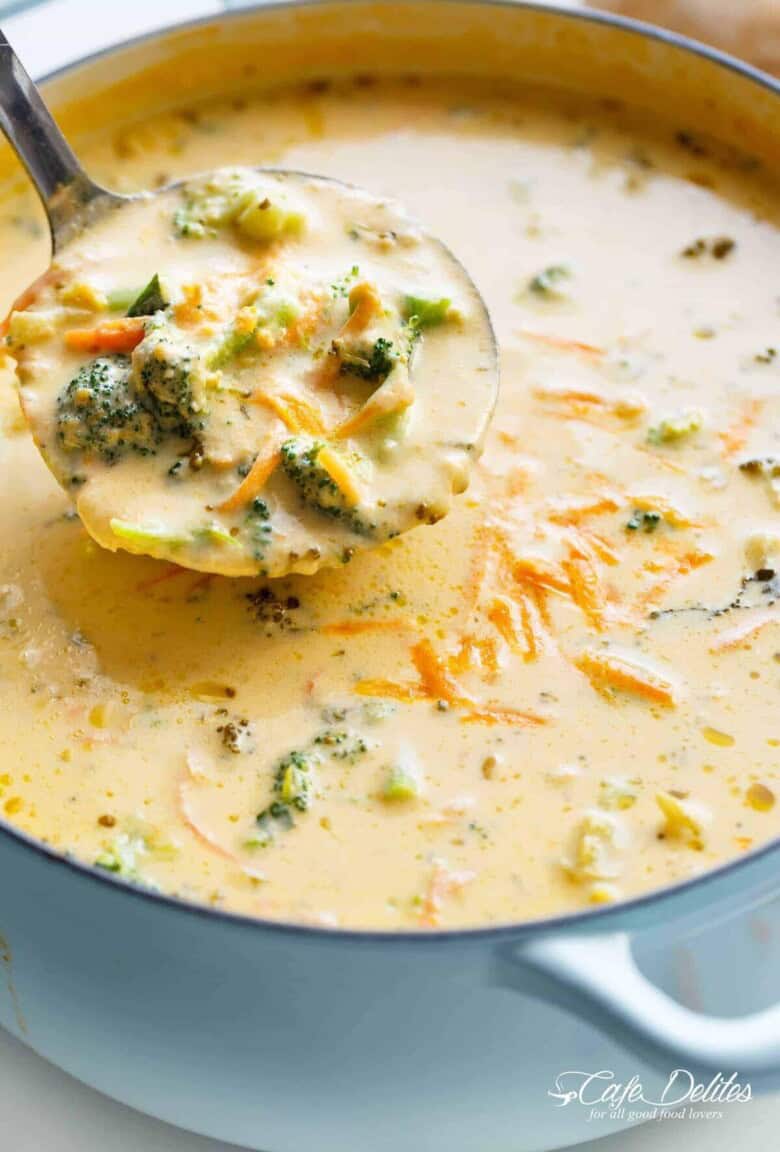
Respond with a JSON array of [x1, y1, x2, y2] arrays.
[[10, 168, 496, 577], [0, 76, 777, 929]]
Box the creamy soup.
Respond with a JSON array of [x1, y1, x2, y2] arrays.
[[0, 76, 777, 929], [11, 168, 495, 577]]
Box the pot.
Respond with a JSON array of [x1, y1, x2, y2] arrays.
[[0, 5, 778, 1150]]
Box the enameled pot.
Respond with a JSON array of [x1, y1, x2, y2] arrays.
[[0, 5, 778, 1149]]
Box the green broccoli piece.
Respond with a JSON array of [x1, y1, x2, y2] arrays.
[[94, 833, 143, 878], [338, 336, 396, 383], [626, 509, 663, 533], [646, 408, 703, 446], [131, 321, 199, 436], [402, 295, 452, 328], [381, 764, 420, 802], [251, 724, 371, 847], [253, 748, 312, 843], [247, 804, 294, 848], [126, 274, 168, 318], [280, 437, 374, 537], [528, 264, 571, 299], [235, 189, 306, 242], [245, 497, 273, 562], [56, 355, 162, 464], [172, 170, 251, 238], [207, 326, 257, 370]]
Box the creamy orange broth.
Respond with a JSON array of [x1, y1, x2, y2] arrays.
[[0, 76, 778, 929]]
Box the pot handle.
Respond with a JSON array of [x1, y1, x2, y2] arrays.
[[510, 931, 780, 1075]]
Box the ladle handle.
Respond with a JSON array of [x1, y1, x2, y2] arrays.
[[0, 30, 115, 251]]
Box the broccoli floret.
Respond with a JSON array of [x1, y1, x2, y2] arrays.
[[337, 336, 396, 383], [56, 355, 162, 464], [131, 322, 200, 436], [251, 725, 370, 847], [280, 437, 374, 536]]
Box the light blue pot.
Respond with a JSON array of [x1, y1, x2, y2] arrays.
[[0, 4, 778, 1149]]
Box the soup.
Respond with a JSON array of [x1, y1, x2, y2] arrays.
[[0, 75, 777, 929]]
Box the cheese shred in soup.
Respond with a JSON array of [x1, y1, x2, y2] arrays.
[[0, 76, 777, 928]]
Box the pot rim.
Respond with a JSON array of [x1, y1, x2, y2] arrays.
[[2, 0, 778, 946]]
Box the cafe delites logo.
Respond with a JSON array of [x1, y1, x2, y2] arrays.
[[548, 1068, 752, 1123]]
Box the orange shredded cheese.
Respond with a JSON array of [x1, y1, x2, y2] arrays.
[[575, 648, 677, 707]]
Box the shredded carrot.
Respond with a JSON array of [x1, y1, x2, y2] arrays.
[[411, 638, 459, 701], [342, 281, 382, 335], [575, 648, 677, 707], [179, 779, 237, 862], [445, 635, 477, 676], [354, 679, 423, 703], [516, 593, 547, 662], [487, 596, 522, 651], [547, 493, 621, 525], [217, 446, 281, 512], [253, 390, 326, 435], [474, 635, 500, 680], [136, 563, 188, 593], [629, 493, 702, 529], [317, 444, 362, 506], [527, 582, 552, 628], [518, 329, 605, 357], [677, 550, 714, 574], [281, 293, 327, 348], [334, 374, 414, 440], [360, 633, 544, 722], [64, 316, 146, 354], [461, 705, 546, 727], [462, 523, 492, 613], [719, 398, 764, 459], [638, 549, 713, 608], [419, 859, 477, 927], [710, 611, 779, 652], [562, 551, 605, 631], [533, 386, 645, 425], [575, 529, 620, 567], [635, 444, 689, 475], [320, 617, 414, 636], [513, 555, 571, 596]]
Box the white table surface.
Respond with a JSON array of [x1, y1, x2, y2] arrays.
[[0, 2, 778, 1149]]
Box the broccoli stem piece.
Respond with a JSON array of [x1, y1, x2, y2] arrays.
[[402, 295, 452, 328]]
